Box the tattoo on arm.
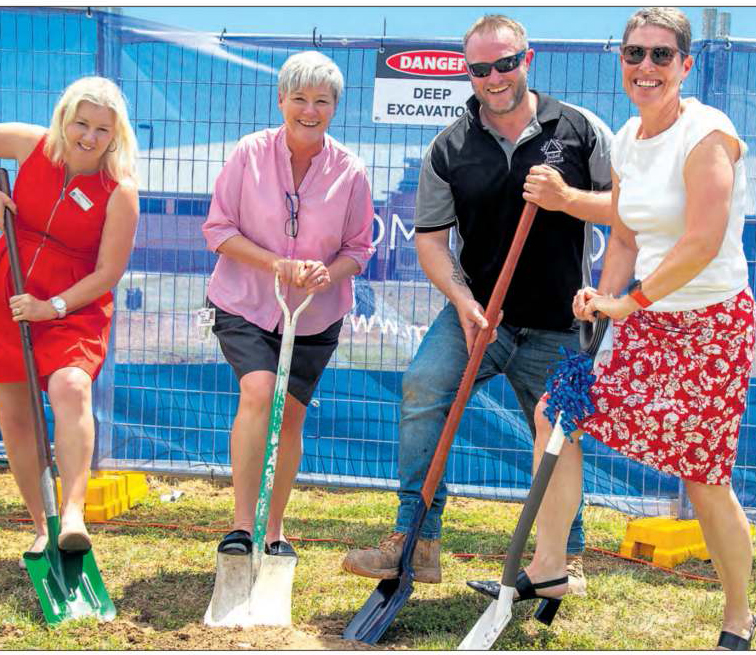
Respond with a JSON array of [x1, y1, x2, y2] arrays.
[[447, 250, 467, 287]]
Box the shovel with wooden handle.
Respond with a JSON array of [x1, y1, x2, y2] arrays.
[[343, 202, 538, 645], [205, 272, 312, 627], [1, 167, 115, 624]]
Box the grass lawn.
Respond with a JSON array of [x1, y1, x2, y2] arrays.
[[0, 469, 750, 650]]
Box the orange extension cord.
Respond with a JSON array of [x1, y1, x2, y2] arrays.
[[0, 514, 719, 585]]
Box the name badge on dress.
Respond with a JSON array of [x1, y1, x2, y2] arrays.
[[69, 187, 93, 211]]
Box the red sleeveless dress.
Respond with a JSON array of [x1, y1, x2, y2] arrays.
[[0, 136, 117, 390]]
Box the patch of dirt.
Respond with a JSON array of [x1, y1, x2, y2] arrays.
[[105, 620, 377, 650]]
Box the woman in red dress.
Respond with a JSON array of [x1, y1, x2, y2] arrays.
[[0, 76, 139, 561]]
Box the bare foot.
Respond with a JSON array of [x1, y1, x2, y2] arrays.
[[29, 533, 49, 553], [58, 512, 92, 551], [19, 533, 49, 570]]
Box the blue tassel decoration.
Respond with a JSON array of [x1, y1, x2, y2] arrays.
[[544, 347, 596, 439]]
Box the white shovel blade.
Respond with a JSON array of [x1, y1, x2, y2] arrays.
[[204, 552, 255, 627], [458, 586, 514, 650], [247, 553, 295, 626]]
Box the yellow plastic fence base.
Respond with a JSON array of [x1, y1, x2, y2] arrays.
[[56, 471, 148, 522], [619, 516, 756, 568]]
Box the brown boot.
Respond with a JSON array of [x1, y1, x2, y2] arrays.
[[342, 532, 441, 583], [566, 554, 587, 597]]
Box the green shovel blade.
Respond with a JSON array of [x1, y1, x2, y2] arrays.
[[23, 516, 115, 625]]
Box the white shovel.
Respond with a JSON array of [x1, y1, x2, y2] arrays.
[[458, 414, 569, 649], [205, 273, 313, 627], [458, 316, 611, 650]]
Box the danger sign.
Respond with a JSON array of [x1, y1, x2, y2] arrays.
[[385, 50, 468, 77], [373, 45, 471, 126]]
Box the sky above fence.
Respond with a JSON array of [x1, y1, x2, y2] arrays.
[[121, 5, 754, 41]]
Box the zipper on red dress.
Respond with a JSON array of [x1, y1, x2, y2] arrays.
[[24, 175, 74, 282]]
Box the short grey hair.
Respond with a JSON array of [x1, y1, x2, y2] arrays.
[[623, 7, 691, 56], [278, 51, 344, 104], [463, 15, 528, 53]]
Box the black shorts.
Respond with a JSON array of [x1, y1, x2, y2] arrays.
[[209, 300, 342, 406]]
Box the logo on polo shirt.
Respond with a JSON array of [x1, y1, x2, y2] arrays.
[[540, 139, 564, 165]]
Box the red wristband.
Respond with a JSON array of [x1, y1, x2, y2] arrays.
[[628, 281, 652, 309]]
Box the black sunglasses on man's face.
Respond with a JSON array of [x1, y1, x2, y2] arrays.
[[466, 50, 527, 78]]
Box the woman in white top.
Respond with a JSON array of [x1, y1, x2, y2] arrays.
[[499, 7, 755, 649]]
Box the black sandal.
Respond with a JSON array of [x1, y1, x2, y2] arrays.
[[717, 615, 756, 651], [265, 540, 298, 560], [467, 570, 568, 626], [217, 529, 252, 555]]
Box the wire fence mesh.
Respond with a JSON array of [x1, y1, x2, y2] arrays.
[[0, 7, 754, 519]]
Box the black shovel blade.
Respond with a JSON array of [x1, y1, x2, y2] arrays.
[[342, 574, 414, 644]]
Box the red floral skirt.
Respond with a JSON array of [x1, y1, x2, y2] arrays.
[[579, 287, 756, 485]]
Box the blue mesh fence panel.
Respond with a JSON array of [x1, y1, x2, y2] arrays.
[[0, 8, 754, 520], [0, 7, 99, 451]]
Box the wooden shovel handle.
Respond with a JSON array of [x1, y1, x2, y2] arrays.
[[0, 169, 53, 473], [420, 202, 537, 506]]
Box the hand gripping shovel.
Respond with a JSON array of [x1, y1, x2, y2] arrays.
[[458, 316, 610, 650], [205, 273, 312, 627], [0, 168, 116, 624], [343, 202, 538, 644]]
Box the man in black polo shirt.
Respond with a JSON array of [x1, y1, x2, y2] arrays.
[[343, 15, 612, 596]]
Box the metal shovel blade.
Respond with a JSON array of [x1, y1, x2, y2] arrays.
[[204, 552, 255, 627], [342, 575, 414, 644], [458, 587, 514, 650], [247, 553, 295, 626], [23, 516, 115, 624], [204, 551, 296, 627]]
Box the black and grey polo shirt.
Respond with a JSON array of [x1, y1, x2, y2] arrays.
[[415, 92, 612, 331]]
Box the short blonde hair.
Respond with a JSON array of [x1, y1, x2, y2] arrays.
[[45, 76, 138, 184], [623, 7, 691, 56], [278, 51, 344, 104], [463, 15, 528, 53]]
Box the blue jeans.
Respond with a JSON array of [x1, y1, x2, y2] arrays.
[[394, 303, 585, 553]]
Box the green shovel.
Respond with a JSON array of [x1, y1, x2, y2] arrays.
[[0, 168, 115, 624]]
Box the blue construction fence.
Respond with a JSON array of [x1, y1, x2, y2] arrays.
[[0, 7, 754, 519]]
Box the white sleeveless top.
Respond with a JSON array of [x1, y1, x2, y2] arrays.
[[611, 98, 749, 311]]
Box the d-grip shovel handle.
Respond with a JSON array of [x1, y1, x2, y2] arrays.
[[0, 168, 57, 518], [250, 272, 313, 555], [420, 201, 537, 506], [274, 271, 314, 323]]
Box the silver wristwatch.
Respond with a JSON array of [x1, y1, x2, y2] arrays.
[[49, 296, 67, 319]]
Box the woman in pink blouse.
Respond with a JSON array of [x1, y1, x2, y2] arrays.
[[202, 51, 375, 559]]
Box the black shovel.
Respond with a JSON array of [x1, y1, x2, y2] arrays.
[[343, 202, 538, 644], [1, 168, 116, 624]]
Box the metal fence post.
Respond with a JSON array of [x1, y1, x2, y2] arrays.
[[702, 7, 717, 39], [676, 6, 728, 521], [90, 8, 124, 468], [676, 478, 695, 519]]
